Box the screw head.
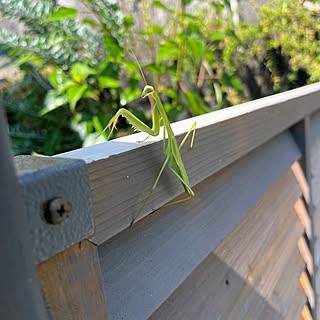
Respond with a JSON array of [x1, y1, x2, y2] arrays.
[[44, 197, 72, 225]]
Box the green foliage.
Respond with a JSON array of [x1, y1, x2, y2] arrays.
[[4, 0, 317, 156], [223, 0, 320, 93], [137, 0, 244, 120], [0, 0, 137, 155], [260, 0, 320, 83]]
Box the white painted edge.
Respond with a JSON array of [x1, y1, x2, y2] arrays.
[[56, 82, 320, 163]]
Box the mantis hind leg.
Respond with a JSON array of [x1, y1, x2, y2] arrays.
[[163, 167, 194, 207], [179, 121, 196, 150], [130, 155, 171, 226]]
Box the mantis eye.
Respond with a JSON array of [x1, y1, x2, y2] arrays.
[[141, 85, 154, 98]]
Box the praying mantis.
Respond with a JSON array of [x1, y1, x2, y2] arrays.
[[100, 64, 196, 226]]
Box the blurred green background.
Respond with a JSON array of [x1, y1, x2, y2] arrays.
[[0, 0, 319, 155]]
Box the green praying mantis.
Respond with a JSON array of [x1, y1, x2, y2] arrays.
[[100, 64, 196, 226]]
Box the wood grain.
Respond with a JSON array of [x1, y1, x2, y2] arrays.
[[220, 207, 304, 320], [284, 285, 307, 320], [147, 169, 303, 320], [308, 110, 320, 319], [302, 305, 313, 320], [55, 84, 319, 243], [310, 109, 320, 146], [310, 139, 320, 208], [88, 129, 299, 244], [298, 236, 313, 275], [295, 198, 312, 239], [301, 271, 315, 310], [37, 240, 108, 320], [99, 163, 301, 320], [291, 161, 310, 204], [259, 248, 305, 319]]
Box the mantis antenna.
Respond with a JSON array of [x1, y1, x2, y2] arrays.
[[129, 48, 147, 85]]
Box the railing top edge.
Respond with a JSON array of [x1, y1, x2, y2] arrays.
[[56, 82, 320, 163]]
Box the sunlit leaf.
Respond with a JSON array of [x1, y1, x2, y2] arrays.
[[70, 63, 96, 83], [188, 36, 205, 64], [183, 91, 211, 115], [152, 1, 175, 12], [82, 18, 99, 26], [103, 36, 123, 60], [67, 84, 88, 112], [45, 7, 78, 22], [210, 31, 226, 40], [145, 63, 166, 74], [40, 90, 68, 115], [99, 76, 121, 89], [158, 40, 180, 61]]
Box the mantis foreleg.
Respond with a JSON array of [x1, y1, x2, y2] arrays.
[[101, 107, 161, 140]]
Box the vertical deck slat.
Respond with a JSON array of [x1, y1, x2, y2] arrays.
[[37, 240, 109, 320]]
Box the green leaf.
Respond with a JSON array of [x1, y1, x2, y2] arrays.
[[188, 36, 205, 64], [40, 90, 68, 116], [60, 80, 77, 93], [99, 76, 120, 89], [213, 81, 223, 106], [70, 63, 96, 83], [210, 31, 226, 40], [124, 15, 134, 27], [92, 115, 108, 138], [48, 70, 66, 89], [44, 128, 61, 155], [82, 18, 99, 26], [126, 62, 139, 74], [158, 40, 180, 61], [183, 91, 211, 115], [45, 7, 78, 22], [145, 63, 166, 74], [150, 23, 163, 35], [82, 132, 106, 147], [152, 1, 175, 12], [14, 54, 35, 66], [82, 88, 99, 99], [103, 36, 123, 60], [67, 84, 88, 112]]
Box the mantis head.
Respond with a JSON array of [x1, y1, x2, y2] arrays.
[[141, 85, 154, 98]]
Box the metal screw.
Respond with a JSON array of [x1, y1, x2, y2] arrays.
[[43, 197, 72, 225]]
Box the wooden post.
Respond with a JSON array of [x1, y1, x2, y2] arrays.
[[37, 240, 109, 320], [0, 108, 48, 320]]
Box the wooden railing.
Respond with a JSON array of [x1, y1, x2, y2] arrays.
[[3, 82, 320, 320]]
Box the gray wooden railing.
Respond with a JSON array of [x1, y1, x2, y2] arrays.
[[2, 82, 320, 320]]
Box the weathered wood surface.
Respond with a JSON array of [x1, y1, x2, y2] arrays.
[[37, 240, 109, 320], [291, 161, 310, 204], [307, 109, 320, 319], [146, 169, 302, 320], [220, 206, 304, 320], [71, 128, 298, 244], [284, 285, 307, 320], [301, 271, 315, 310], [298, 236, 314, 275], [260, 248, 305, 319], [57, 83, 319, 244], [98, 149, 302, 320], [302, 305, 313, 320], [295, 198, 312, 239]]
